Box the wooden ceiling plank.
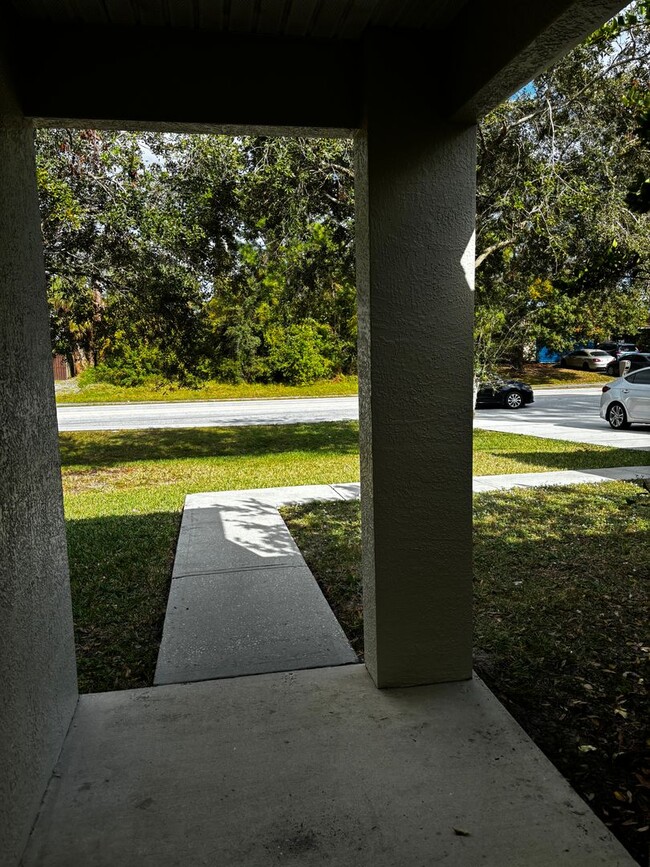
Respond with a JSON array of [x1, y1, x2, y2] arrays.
[[228, 0, 255, 31], [424, 0, 469, 29], [283, 0, 319, 36], [167, 0, 195, 27], [132, 0, 168, 25], [310, 0, 349, 39], [104, 0, 138, 25], [74, 0, 110, 24], [9, 0, 51, 20], [256, 0, 287, 35], [337, 0, 381, 39], [197, 0, 226, 28], [369, 0, 404, 27]]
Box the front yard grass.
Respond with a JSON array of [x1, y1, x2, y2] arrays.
[[282, 483, 649, 865], [498, 362, 613, 387], [473, 428, 648, 475], [55, 374, 358, 404], [62, 422, 360, 693]]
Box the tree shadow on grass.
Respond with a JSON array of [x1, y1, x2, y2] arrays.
[[59, 422, 360, 469], [478, 448, 650, 473], [285, 486, 650, 865], [66, 510, 181, 694]]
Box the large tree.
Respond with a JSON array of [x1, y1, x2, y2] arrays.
[[474, 0, 650, 375], [37, 1, 650, 385]]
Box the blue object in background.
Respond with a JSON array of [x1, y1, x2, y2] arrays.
[[537, 345, 561, 364]]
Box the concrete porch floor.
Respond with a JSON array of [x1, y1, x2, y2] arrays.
[[24, 665, 632, 866]]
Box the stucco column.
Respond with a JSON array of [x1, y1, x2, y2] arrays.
[[0, 72, 78, 863], [355, 41, 476, 688]]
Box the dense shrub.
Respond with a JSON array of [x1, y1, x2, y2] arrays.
[[265, 320, 340, 385]]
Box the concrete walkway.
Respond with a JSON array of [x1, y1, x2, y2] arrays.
[[23, 665, 633, 866], [154, 485, 359, 685], [155, 467, 648, 687], [472, 464, 650, 493]]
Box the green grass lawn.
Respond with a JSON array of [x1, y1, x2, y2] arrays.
[[55, 374, 358, 404], [498, 363, 613, 387], [62, 422, 359, 694], [282, 484, 649, 865], [61, 423, 648, 694], [473, 429, 647, 475]]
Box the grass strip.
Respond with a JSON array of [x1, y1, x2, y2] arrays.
[[56, 375, 358, 404]]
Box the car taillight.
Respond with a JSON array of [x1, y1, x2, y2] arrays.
[[602, 385, 610, 393]]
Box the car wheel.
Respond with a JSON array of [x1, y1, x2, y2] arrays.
[[582, 361, 590, 370], [504, 389, 523, 409], [607, 402, 631, 430]]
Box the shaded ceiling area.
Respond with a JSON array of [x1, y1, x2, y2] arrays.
[[4, 1, 629, 130]]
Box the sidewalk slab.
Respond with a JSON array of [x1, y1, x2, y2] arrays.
[[474, 465, 650, 493], [24, 666, 634, 866], [331, 482, 361, 500], [172, 496, 305, 578], [185, 484, 345, 510], [155, 566, 357, 684]]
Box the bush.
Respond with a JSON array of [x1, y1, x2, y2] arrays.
[[265, 320, 340, 385]]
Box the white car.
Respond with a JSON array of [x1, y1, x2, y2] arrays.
[[561, 348, 615, 371], [600, 367, 650, 429]]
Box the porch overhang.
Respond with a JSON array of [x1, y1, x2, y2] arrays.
[[3, 0, 629, 131]]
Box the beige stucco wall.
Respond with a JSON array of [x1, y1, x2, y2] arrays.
[[0, 68, 78, 864]]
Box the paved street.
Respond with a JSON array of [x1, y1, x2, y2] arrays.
[[57, 387, 650, 450], [56, 395, 359, 431], [474, 386, 650, 449]]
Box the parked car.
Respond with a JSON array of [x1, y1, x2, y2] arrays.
[[600, 367, 650, 429], [475, 379, 534, 410], [596, 341, 638, 359], [604, 352, 650, 377], [560, 349, 614, 371]]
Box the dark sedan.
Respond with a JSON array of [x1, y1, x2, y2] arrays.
[[604, 352, 650, 377], [475, 380, 534, 410]]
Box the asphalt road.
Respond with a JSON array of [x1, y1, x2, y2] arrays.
[[474, 386, 650, 450], [57, 387, 650, 450], [56, 396, 359, 431]]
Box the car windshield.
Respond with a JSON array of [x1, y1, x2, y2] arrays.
[[589, 350, 609, 356]]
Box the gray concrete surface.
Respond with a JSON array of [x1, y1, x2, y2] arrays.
[[0, 97, 77, 863], [473, 465, 650, 493], [23, 665, 634, 866], [155, 486, 357, 684], [56, 395, 358, 430], [155, 567, 357, 684], [475, 386, 650, 449]]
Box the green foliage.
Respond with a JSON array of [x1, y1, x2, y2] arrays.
[[37, 5, 649, 385], [265, 320, 339, 384], [475, 1, 650, 368], [37, 132, 355, 385]]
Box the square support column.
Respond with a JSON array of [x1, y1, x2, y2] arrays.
[[1, 64, 78, 863], [355, 41, 476, 688]]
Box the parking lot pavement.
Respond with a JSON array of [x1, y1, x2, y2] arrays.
[[474, 386, 650, 450]]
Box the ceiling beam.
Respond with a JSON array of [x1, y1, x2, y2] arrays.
[[7, 21, 361, 134], [437, 0, 629, 122]]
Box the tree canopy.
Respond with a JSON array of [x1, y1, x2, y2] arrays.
[[37, 1, 649, 385]]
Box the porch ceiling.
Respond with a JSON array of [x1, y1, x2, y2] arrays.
[[4, 1, 629, 130], [9, 0, 471, 39]]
